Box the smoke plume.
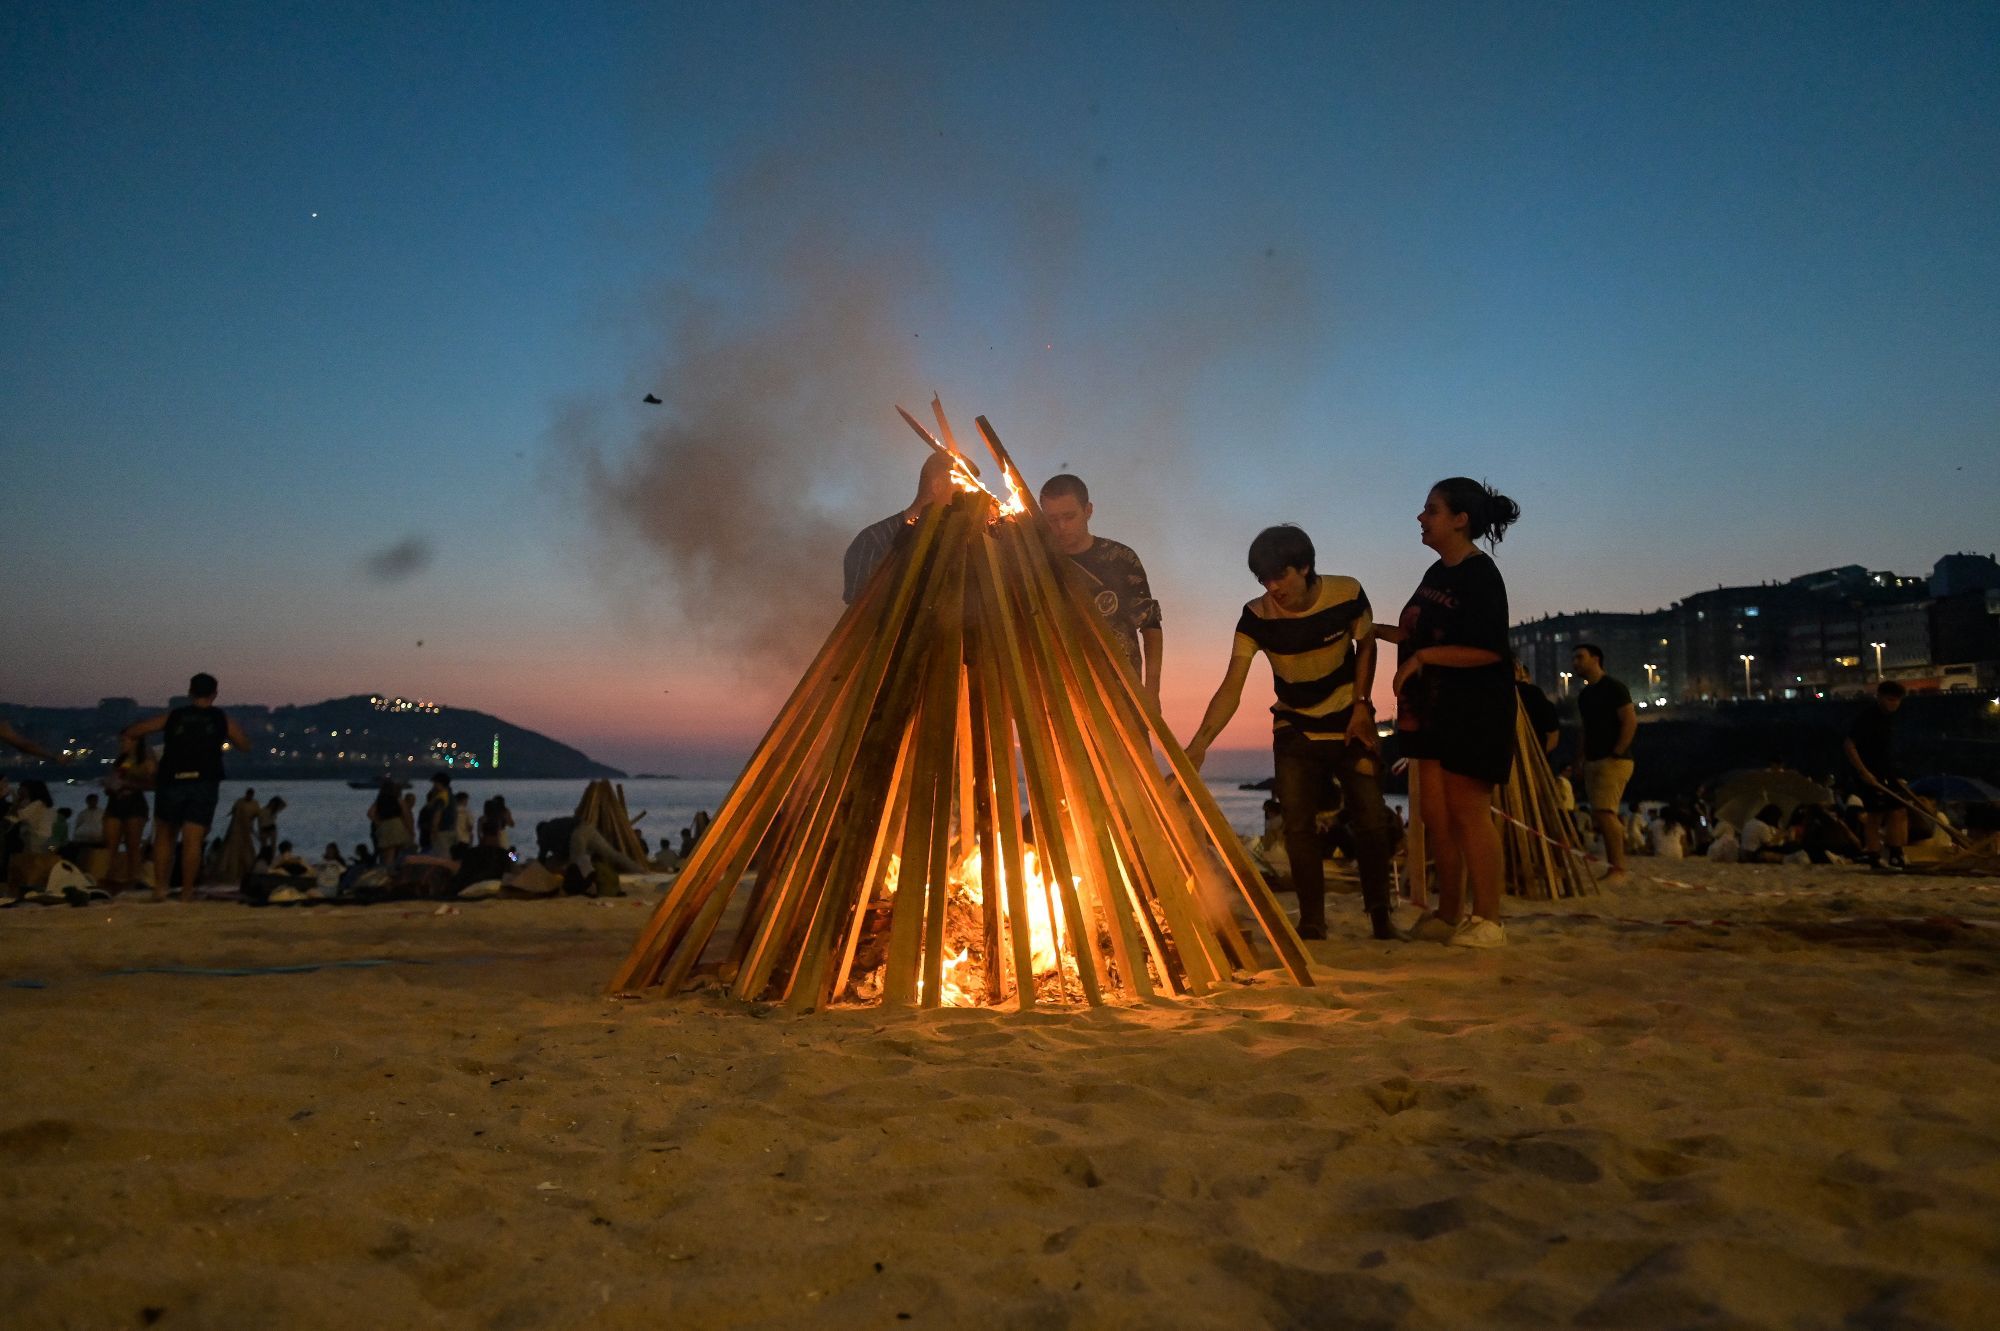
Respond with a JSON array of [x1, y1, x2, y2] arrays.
[[556, 26, 1324, 684]]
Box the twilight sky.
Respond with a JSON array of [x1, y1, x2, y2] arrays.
[[4, 1, 1996, 776]]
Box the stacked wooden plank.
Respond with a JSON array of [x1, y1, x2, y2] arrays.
[[1494, 701, 1596, 899], [610, 414, 1314, 1009], [575, 780, 649, 863], [1403, 697, 1596, 906]]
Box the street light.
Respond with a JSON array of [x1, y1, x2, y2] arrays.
[[1870, 641, 1887, 681], [1739, 653, 1755, 697], [1558, 670, 1571, 698], [1643, 662, 1659, 690]]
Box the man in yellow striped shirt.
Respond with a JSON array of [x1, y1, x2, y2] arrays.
[[1186, 525, 1399, 941]]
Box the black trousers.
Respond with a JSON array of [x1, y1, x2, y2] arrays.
[[1272, 728, 1396, 928]]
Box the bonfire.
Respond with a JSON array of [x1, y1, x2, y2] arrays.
[[610, 401, 1313, 1009]]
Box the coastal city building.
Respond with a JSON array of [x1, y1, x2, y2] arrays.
[[1513, 552, 2000, 705]]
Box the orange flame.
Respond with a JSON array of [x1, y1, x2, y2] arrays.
[[871, 845, 1078, 1006]]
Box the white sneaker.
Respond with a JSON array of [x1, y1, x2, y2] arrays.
[[1446, 916, 1506, 949], [1409, 911, 1458, 942]]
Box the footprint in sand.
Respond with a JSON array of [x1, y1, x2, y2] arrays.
[[0, 1118, 78, 1160], [1542, 1082, 1586, 1106]]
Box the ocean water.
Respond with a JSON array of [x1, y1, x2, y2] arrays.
[[47, 772, 1357, 856]]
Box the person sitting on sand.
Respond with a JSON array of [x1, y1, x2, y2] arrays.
[[122, 674, 256, 900], [9, 779, 58, 853], [451, 818, 515, 893], [1646, 810, 1686, 860], [1740, 804, 1785, 863], [1786, 803, 1860, 865], [1257, 798, 1285, 854], [268, 840, 310, 876], [565, 818, 649, 896]]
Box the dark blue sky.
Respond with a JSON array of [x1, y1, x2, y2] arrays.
[[4, 2, 1995, 773]]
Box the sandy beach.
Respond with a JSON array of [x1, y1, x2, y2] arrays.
[[4, 858, 1997, 1329]]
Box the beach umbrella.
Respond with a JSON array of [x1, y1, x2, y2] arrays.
[[1713, 768, 1835, 830], [1907, 774, 2000, 804]]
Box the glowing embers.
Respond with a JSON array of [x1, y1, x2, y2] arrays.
[[848, 847, 1081, 1007], [898, 396, 1028, 519]]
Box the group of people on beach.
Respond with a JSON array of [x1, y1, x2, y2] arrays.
[[843, 452, 1975, 948], [2, 685, 726, 905], [847, 461, 1531, 948]]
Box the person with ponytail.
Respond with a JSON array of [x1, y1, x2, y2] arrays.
[[1381, 477, 1520, 948]]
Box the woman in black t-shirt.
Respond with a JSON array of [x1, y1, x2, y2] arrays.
[[1379, 477, 1520, 948]]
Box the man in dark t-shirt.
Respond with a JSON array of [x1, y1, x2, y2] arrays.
[[1572, 644, 1636, 883], [124, 672, 253, 901], [1514, 663, 1560, 756], [1843, 680, 1909, 870], [1038, 474, 1164, 700]]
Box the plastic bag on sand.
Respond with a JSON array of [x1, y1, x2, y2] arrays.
[[25, 860, 109, 906], [457, 879, 503, 900]]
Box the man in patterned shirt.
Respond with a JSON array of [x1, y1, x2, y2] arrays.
[[842, 453, 958, 604], [1038, 474, 1164, 702]]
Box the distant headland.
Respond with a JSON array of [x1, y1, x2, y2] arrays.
[[0, 693, 624, 781]]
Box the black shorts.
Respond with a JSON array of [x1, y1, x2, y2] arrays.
[[1403, 680, 1514, 787], [154, 780, 220, 829], [106, 791, 150, 821]]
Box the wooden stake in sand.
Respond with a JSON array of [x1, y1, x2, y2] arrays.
[[1399, 695, 1596, 903], [574, 780, 649, 864], [610, 407, 1313, 1009], [1494, 699, 1596, 899]]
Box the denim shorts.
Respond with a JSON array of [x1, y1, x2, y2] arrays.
[[154, 780, 221, 829]]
